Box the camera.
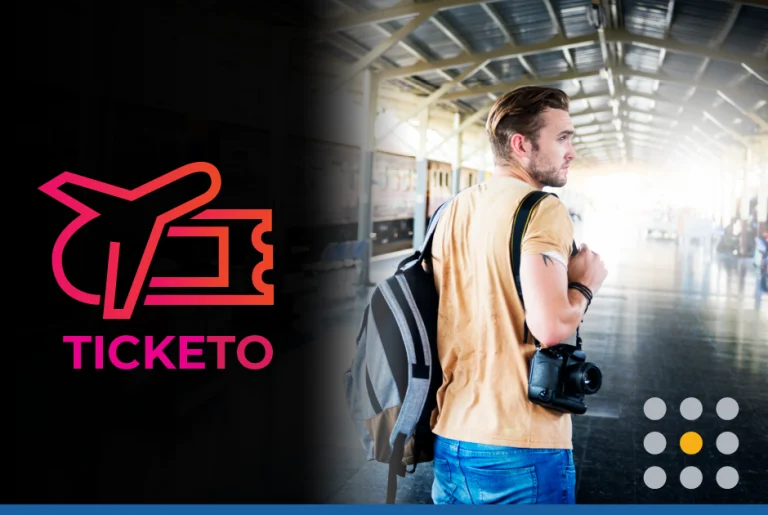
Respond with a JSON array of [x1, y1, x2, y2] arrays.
[[528, 344, 602, 415]]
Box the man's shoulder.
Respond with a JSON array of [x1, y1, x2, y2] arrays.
[[518, 193, 574, 263], [531, 193, 573, 225]]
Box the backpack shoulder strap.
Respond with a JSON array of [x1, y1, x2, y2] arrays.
[[397, 199, 453, 271], [386, 434, 406, 504], [511, 191, 576, 348], [511, 191, 553, 313]]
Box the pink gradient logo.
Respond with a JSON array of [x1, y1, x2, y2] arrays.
[[39, 162, 273, 319]]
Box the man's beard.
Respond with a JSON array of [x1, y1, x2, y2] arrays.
[[528, 151, 567, 188]]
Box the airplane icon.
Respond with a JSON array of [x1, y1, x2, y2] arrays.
[[39, 162, 273, 319]]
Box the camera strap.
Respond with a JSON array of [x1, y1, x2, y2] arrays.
[[511, 190, 580, 350]]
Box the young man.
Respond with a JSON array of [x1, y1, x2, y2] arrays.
[[429, 86, 608, 504]]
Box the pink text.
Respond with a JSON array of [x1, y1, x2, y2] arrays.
[[63, 335, 273, 370]]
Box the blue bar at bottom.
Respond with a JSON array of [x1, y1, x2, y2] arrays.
[[1, 506, 767, 514]]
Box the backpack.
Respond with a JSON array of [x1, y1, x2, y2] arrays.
[[343, 200, 451, 504], [342, 190, 578, 504]]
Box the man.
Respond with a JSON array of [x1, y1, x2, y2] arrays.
[[429, 86, 608, 504]]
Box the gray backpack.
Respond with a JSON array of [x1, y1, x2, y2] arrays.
[[343, 201, 451, 504]]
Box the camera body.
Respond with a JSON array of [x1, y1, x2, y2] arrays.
[[528, 343, 602, 415]]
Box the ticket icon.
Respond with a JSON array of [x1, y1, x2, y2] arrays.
[[39, 162, 273, 319]]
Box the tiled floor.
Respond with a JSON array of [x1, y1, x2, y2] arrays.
[[299, 230, 767, 504]]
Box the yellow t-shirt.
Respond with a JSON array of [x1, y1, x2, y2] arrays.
[[429, 175, 575, 449]]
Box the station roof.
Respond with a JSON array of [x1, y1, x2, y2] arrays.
[[314, 0, 768, 166]]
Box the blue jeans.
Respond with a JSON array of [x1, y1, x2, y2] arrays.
[[431, 435, 576, 504]]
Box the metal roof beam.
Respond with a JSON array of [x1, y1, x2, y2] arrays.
[[441, 69, 601, 101], [626, 131, 674, 144], [327, 10, 436, 92], [657, 0, 676, 67], [683, 58, 711, 102], [711, 0, 768, 8], [429, 13, 505, 87], [378, 33, 599, 79], [613, 67, 758, 102], [569, 91, 612, 103], [317, 0, 497, 34], [574, 108, 681, 127], [620, 89, 662, 103], [716, 91, 768, 131], [575, 130, 622, 142], [608, 30, 767, 85], [542, 0, 582, 76], [576, 141, 624, 151], [579, 115, 743, 155], [703, 111, 751, 146], [376, 29, 767, 85], [542, 0, 565, 36], [663, 0, 676, 39], [427, 106, 493, 154], [576, 140, 622, 151], [375, 60, 490, 144], [324, 32, 437, 95], [328, 0, 479, 112], [692, 125, 737, 153], [713, 3, 743, 48], [571, 107, 614, 119], [480, 2, 540, 78], [577, 123, 673, 141], [684, 135, 720, 158]]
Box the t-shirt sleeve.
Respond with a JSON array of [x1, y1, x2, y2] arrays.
[[520, 195, 575, 269]]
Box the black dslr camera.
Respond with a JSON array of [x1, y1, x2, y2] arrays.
[[528, 344, 602, 415]]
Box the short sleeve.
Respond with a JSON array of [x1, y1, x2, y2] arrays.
[[520, 196, 574, 268]]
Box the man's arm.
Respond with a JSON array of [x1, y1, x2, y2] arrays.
[[519, 254, 589, 347]]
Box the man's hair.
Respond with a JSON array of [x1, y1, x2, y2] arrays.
[[485, 86, 570, 164]]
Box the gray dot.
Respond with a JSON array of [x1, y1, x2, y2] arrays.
[[716, 398, 739, 420], [680, 466, 703, 489], [644, 398, 666, 420], [644, 466, 667, 489], [716, 432, 739, 455], [680, 397, 703, 420], [716, 467, 739, 489], [643, 432, 667, 455]]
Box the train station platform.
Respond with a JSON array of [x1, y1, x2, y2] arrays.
[[300, 232, 767, 504]]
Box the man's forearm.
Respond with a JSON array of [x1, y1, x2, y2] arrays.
[[534, 289, 589, 347]]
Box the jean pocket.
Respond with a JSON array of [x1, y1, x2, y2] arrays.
[[432, 458, 458, 504], [465, 465, 538, 504]]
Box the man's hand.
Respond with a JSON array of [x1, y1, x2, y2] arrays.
[[567, 243, 608, 295]]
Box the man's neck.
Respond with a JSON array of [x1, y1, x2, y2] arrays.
[[492, 162, 543, 190]]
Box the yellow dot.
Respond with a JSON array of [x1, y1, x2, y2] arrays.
[[680, 432, 703, 455]]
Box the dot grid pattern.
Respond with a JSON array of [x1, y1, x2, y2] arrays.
[[643, 397, 739, 490]]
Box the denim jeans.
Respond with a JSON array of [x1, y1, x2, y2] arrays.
[[431, 435, 576, 504]]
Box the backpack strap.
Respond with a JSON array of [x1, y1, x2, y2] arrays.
[[386, 433, 407, 504], [511, 191, 578, 349], [511, 191, 552, 349], [397, 199, 452, 272]]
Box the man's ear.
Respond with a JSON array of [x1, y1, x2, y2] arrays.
[[509, 133, 528, 160]]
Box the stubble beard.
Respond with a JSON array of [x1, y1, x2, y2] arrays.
[[528, 149, 567, 188]]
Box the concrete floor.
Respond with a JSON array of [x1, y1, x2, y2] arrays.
[[299, 224, 768, 504]]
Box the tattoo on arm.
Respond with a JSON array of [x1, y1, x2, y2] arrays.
[[541, 254, 554, 267]]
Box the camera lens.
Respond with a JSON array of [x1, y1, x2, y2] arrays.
[[568, 362, 602, 395], [582, 364, 602, 394]]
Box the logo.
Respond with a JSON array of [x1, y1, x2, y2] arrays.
[[642, 397, 740, 491], [39, 162, 273, 320]]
